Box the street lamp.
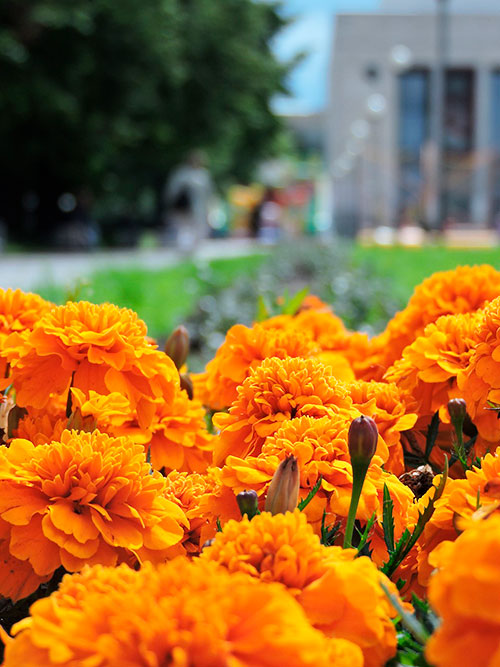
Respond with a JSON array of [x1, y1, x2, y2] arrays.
[[429, 0, 450, 230]]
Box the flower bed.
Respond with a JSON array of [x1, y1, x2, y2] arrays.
[[0, 264, 499, 665]]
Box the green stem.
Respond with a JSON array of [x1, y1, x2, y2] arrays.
[[451, 416, 467, 470], [343, 461, 369, 549]]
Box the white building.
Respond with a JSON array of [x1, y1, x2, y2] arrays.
[[328, 0, 500, 235]]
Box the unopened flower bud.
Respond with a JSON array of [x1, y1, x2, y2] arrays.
[[236, 489, 259, 519], [180, 373, 194, 400], [165, 325, 190, 370], [348, 415, 378, 467], [343, 415, 378, 549], [447, 398, 467, 425], [265, 455, 300, 515]]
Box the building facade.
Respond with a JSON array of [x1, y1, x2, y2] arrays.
[[327, 0, 500, 235]]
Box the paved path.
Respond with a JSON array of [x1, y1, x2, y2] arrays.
[[0, 239, 265, 292]]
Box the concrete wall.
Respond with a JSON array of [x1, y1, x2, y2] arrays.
[[328, 12, 500, 231]]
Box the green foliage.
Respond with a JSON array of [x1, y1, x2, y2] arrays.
[[424, 411, 440, 463], [351, 245, 500, 305], [355, 513, 376, 556], [382, 458, 449, 579], [384, 592, 438, 666], [297, 476, 322, 512], [38, 253, 266, 340], [382, 484, 395, 553], [320, 509, 341, 547], [186, 240, 402, 364], [0, 0, 290, 235]]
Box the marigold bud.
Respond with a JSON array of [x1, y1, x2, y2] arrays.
[[348, 415, 378, 466], [265, 455, 300, 515], [236, 489, 259, 519], [447, 398, 467, 424], [165, 325, 190, 370]]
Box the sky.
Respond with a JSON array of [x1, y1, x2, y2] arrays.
[[271, 0, 380, 115]]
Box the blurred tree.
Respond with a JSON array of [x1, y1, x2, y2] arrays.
[[0, 0, 289, 244]]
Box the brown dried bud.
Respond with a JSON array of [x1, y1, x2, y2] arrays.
[[165, 325, 190, 370], [66, 408, 98, 433], [399, 464, 434, 499], [447, 398, 467, 424], [180, 373, 194, 400], [348, 415, 378, 467], [236, 489, 259, 518], [265, 455, 300, 515]]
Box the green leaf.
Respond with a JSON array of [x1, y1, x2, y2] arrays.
[[381, 581, 430, 645], [281, 287, 309, 316], [320, 508, 341, 546], [216, 517, 222, 533], [382, 483, 395, 553], [424, 411, 440, 462], [356, 512, 376, 555], [298, 476, 322, 512], [382, 457, 449, 578]]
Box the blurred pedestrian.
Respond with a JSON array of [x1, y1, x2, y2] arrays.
[[163, 151, 212, 252], [249, 187, 283, 243]]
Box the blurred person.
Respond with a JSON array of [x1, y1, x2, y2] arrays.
[[163, 151, 212, 252], [250, 187, 284, 243]]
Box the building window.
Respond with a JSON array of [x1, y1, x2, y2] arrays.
[[442, 69, 475, 222], [397, 68, 430, 222], [490, 70, 500, 226]]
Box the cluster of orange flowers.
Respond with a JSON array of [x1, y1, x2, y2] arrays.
[[0, 265, 499, 665]]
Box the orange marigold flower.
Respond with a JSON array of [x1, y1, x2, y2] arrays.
[[203, 509, 398, 667], [218, 414, 351, 527], [71, 387, 214, 474], [299, 551, 400, 667], [0, 430, 187, 600], [148, 389, 214, 474], [212, 356, 353, 466], [417, 448, 500, 589], [2, 559, 355, 667], [12, 412, 68, 447], [4, 301, 179, 428], [371, 264, 500, 377], [217, 415, 416, 562], [385, 312, 482, 419], [201, 509, 345, 591], [426, 514, 500, 667], [348, 379, 418, 475], [459, 295, 500, 443], [195, 322, 318, 410], [164, 470, 219, 553], [0, 288, 53, 379]]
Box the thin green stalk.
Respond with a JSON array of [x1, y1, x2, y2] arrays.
[[343, 461, 369, 549]]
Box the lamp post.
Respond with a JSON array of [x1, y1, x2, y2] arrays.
[[429, 0, 450, 231]]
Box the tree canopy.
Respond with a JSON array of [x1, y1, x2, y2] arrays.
[[0, 0, 289, 241]]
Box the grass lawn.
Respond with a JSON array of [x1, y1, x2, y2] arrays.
[[36, 243, 500, 340], [38, 254, 267, 339], [352, 245, 500, 304]]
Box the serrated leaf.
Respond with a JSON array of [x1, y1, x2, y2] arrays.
[[298, 476, 322, 511], [424, 411, 440, 462], [382, 483, 395, 553], [256, 295, 270, 322], [381, 581, 430, 645], [382, 457, 449, 577], [282, 286, 309, 316], [356, 512, 376, 555]]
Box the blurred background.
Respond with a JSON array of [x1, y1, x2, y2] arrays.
[[3, 0, 500, 249], [3, 0, 500, 362]]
